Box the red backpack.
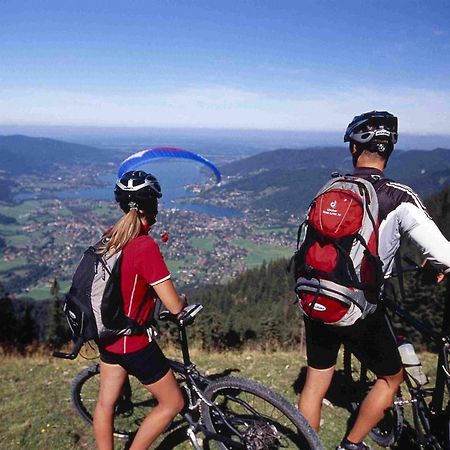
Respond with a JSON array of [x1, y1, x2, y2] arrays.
[[293, 175, 383, 326]]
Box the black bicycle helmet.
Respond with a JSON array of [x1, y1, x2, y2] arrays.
[[344, 110, 398, 145], [114, 170, 162, 214]]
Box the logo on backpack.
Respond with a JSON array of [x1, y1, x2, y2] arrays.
[[293, 175, 383, 326], [62, 238, 146, 346]]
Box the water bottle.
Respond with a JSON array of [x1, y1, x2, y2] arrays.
[[398, 338, 428, 387]]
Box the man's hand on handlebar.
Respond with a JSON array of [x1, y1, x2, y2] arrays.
[[420, 259, 446, 285]]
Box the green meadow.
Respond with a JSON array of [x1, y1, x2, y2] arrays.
[[0, 348, 440, 450]]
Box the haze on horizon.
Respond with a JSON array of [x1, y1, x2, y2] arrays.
[[1, 1, 450, 134]]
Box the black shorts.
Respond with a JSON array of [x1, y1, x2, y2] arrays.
[[100, 341, 170, 385], [304, 306, 402, 377]]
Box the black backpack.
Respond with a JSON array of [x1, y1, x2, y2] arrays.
[[60, 238, 146, 357]]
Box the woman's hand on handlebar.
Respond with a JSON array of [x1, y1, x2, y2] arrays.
[[177, 294, 189, 318]]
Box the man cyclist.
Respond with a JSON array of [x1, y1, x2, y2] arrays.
[[298, 111, 450, 450]]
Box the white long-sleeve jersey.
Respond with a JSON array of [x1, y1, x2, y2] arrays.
[[353, 167, 450, 278]]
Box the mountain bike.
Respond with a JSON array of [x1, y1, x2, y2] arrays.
[[343, 261, 450, 449], [56, 304, 323, 449]]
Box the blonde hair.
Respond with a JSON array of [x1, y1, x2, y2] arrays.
[[98, 209, 143, 256]]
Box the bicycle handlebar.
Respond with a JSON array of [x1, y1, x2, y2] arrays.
[[159, 304, 204, 327], [52, 337, 84, 360], [52, 350, 78, 360], [389, 255, 442, 286]]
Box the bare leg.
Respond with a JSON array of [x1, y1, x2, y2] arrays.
[[347, 368, 403, 444], [129, 369, 185, 450], [93, 361, 128, 450], [298, 365, 335, 431]]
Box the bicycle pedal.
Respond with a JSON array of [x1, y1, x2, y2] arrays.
[[187, 427, 202, 450]]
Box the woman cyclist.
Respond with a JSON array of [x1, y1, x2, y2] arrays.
[[93, 170, 186, 450]]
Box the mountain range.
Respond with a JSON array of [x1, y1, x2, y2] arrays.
[[2, 135, 450, 218], [0, 135, 119, 174], [217, 146, 450, 216]]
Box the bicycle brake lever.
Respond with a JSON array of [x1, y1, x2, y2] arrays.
[[158, 310, 174, 321], [178, 304, 204, 326], [52, 350, 78, 360], [52, 337, 83, 360]]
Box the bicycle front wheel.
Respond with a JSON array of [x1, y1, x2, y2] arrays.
[[71, 363, 158, 440], [201, 376, 323, 450]]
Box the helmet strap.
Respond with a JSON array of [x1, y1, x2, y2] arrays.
[[369, 141, 393, 168], [144, 213, 157, 226], [351, 142, 393, 168], [350, 143, 364, 167]]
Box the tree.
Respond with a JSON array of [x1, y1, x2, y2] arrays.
[[0, 282, 18, 353], [15, 302, 37, 353], [45, 278, 70, 348]]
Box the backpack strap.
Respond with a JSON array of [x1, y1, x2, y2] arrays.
[[394, 249, 407, 303], [296, 220, 308, 250]]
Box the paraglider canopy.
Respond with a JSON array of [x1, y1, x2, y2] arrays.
[[118, 147, 221, 184]]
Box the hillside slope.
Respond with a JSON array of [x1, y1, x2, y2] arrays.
[[0, 135, 118, 174], [216, 147, 450, 216]]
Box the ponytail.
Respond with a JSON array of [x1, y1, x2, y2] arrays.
[[97, 209, 142, 256]]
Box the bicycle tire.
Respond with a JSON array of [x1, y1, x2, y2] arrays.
[[71, 361, 186, 441], [201, 376, 323, 450], [343, 347, 404, 447], [410, 395, 445, 450]]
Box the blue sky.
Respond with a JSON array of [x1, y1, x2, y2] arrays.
[[1, 0, 449, 133]]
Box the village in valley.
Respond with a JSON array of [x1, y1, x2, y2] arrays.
[[0, 166, 296, 299]]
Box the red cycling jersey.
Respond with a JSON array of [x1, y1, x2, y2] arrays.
[[101, 231, 170, 354]]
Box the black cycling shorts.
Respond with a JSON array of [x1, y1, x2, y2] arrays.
[[100, 340, 170, 385], [304, 306, 402, 377]]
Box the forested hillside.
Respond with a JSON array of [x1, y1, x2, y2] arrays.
[[188, 258, 300, 349], [2, 185, 449, 353], [216, 147, 450, 217], [427, 184, 450, 238], [190, 183, 450, 351], [1, 168, 449, 354]]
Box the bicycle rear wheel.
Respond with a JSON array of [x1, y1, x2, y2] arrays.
[[201, 376, 323, 450], [343, 347, 404, 447], [71, 363, 158, 440]]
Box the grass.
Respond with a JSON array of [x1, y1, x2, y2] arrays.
[[95, 202, 112, 213], [5, 234, 31, 246], [166, 256, 199, 275], [188, 237, 217, 253], [0, 347, 441, 450], [0, 200, 43, 217], [0, 257, 28, 273], [17, 281, 71, 301], [256, 226, 291, 234], [232, 238, 293, 267], [18, 286, 53, 301]]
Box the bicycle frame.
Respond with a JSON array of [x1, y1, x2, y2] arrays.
[[64, 304, 323, 450], [169, 310, 251, 449], [383, 284, 450, 447]]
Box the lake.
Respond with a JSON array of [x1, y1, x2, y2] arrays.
[[14, 160, 241, 218]]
